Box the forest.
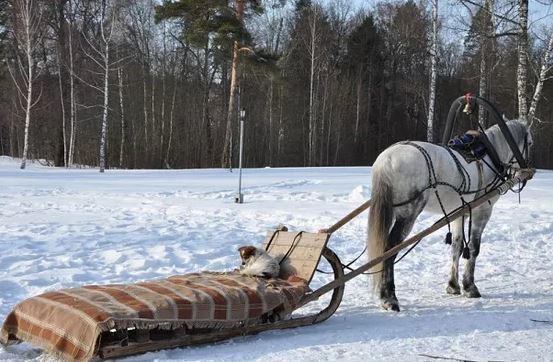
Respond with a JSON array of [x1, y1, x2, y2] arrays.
[[0, 0, 552, 170]]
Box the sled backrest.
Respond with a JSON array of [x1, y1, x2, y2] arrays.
[[263, 230, 330, 283]]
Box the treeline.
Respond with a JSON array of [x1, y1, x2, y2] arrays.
[[0, 0, 552, 170]]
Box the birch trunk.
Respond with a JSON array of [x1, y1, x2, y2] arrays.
[[68, 21, 77, 167], [277, 84, 284, 166], [160, 23, 167, 167], [354, 73, 361, 146], [150, 69, 156, 157], [164, 82, 177, 168], [143, 67, 149, 150], [308, 8, 318, 166], [478, 50, 487, 126], [268, 76, 274, 167], [18, 0, 41, 170], [98, 0, 112, 173], [517, 0, 529, 121], [99, 37, 109, 173], [21, 35, 33, 170], [118, 67, 125, 168], [528, 31, 553, 130], [427, 0, 438, 143], [57, 48, 67, 167], [478, 0, 493, 127]]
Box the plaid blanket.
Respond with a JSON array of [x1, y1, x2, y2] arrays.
[[1, 272, 309, 361]]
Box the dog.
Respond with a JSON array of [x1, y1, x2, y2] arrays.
[[238, 246, 280, 279]]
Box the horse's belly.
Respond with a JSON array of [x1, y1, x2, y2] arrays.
[[423, 188, 470, 215]]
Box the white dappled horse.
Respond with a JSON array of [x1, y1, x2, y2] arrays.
[[368, 120, 531, 312]]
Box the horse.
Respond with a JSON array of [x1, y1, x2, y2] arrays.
[[368, 120, 531, 312]]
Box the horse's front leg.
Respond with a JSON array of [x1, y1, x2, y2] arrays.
[[446, 218, 464, 295], [462, 204, 493, 298]]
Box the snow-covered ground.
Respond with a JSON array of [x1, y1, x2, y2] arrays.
[[1, 156, 553, 362]]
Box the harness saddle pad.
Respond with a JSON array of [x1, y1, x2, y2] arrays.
[[0, 272, 309, 361]]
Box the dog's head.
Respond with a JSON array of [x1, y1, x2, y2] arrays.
[[238, 246, 258, 266]]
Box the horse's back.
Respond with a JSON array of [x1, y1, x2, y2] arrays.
[[371, 141, 483, 214]]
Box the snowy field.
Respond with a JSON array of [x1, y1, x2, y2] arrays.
[[1, 156, 553, 362]]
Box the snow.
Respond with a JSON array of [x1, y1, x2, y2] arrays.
[[1, 156, 553, 361]]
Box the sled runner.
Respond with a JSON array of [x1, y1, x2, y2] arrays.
[[0, 95, 536, 360]]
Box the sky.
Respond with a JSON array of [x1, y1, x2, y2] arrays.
[[323, 0, 553, 42]]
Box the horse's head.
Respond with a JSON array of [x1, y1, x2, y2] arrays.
[[485, 119, 532, 169]]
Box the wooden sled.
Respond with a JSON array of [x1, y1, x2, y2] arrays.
[[1, 230, 345, 361], [97, 231, 345, 359]]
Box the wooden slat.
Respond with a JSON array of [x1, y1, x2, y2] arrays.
[[262, 231, 329, 283]]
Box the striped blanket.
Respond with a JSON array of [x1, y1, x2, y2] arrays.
[[0, 272, 309, 361]]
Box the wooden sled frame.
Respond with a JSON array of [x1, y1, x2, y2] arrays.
[[98, 239, 345, 359]]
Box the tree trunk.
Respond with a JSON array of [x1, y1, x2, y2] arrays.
[[143, 66, 149, 155], [68, 14, 77, 167], [57, 48, 67, 167], [20, 7, 34, 170], [268, 76, 274, 167], [99, 40, 109, 173], [517, 0, 529, 120], [308, 8, 317, 166], [221, 0, 245, 168], [528, 31, 553, 130], [160, 26, 167, 167], [478, 0, 493, 127], [427, 0, 438, 142], [118, 67, 125, 168], [354, 71, 361, 146], [98, 0, 111, 173], [165, 81, 177, 168]]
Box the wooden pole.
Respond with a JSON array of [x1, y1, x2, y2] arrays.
[[320, 199, 372, 234], [304, 169, 534, 307]]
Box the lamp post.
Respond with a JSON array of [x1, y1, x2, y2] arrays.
[[235, 108, 246, 204]]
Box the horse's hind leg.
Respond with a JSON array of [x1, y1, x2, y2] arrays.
[[380, 205, 421, 311], [462, 204, 493, 298], [446, 218, 464, 295]]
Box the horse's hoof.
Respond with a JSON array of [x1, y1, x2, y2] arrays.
[[446, 284, 461, 295], [381, 299, 401, 312], [463, 286, 481, 298]]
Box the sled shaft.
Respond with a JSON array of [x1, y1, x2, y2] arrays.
[[322, 199, 372, 234]]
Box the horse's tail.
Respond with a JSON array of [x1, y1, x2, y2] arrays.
[[368, 164, 394, 292]]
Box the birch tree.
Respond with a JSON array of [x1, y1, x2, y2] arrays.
[[66, 0, 78, 167], [479, 0, 494, 126], [427, 0, 438, 142], [6, 0, 44, 169], [80, 0, 118, 172], [528, 31, 553, 130], [516, 0, 529, 120], [307, 6, 321, 166]]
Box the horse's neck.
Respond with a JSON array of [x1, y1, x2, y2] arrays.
[[486, 128, 513, 165]]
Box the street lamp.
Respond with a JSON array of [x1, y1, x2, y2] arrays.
[[235, 108, 246, 204]]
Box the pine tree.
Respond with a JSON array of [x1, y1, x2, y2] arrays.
[[155, 0, 262, 168]]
